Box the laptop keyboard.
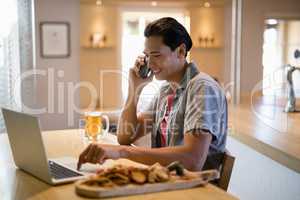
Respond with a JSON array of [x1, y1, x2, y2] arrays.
[[49, 160, 83, 179]]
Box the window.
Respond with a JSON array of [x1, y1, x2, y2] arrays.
[[0, 0, 21, 133]]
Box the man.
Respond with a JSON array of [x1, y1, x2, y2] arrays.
[[77, 17, 227, 171]]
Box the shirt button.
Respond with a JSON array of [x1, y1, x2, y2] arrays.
[[212, 125, 217, 133]]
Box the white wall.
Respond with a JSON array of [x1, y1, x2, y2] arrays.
[[240, 0, 300, 95], [34, 0, 80, 130]]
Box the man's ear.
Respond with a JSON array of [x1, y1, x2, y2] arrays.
[[177, 43, 187, 58]]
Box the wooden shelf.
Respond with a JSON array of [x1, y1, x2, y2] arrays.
[[192, 46, 222, 49], [81, 45, 113, 49]]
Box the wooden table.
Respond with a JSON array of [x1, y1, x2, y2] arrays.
[[0, 129, 238, 200]]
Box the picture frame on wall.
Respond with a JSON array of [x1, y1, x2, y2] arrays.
[[40, 22, 70, 58]]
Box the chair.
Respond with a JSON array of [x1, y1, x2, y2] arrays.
[[205, 150, 235, 191], [215, 151, 235, 191]]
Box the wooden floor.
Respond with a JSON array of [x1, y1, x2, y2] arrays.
[[229, 95, 300, 173]]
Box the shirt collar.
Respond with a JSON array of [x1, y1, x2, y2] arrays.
[[178, 62, 199, 90], [165, 62, 199, 95]]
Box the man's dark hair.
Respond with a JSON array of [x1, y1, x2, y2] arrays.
[[144, 17, 192, 56]]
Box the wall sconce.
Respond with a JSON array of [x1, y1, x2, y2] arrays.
[[90, 32, 107, 47], [96, 0, 102, 7], [204, 2, 211, 8]]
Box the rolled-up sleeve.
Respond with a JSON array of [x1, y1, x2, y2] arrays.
[[183, 81, 224, 141]]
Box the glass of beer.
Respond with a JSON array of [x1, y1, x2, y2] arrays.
[[80, 111, 110, 141]]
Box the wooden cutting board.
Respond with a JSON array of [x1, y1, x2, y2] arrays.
[[75, 159, 219, 198]]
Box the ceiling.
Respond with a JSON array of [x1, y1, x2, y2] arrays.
[[80, 0, 231, 8]]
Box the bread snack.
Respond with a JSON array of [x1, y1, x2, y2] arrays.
[[81, 162, 172, 188], [78, 160, 216, 188], [75, 159, 219, 198]]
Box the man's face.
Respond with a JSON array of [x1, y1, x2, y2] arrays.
[[143, 36, 180, 81]]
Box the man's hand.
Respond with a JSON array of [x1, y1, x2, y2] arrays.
[[77, 143, 123, 170], [129, 55, 153, 92], [116, 56, 154, 146]]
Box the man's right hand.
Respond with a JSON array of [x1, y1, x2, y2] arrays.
[[77, 143, 123, 170], [117, 56, 153, 145], [128, 55, 153, 93]]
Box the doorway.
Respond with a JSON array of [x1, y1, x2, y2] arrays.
[[262, 18, 300, 97]]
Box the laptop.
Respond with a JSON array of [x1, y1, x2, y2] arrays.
[[2, 108, 86, 185]]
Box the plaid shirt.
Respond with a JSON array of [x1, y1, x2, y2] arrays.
[[145, 62, 228, 155]]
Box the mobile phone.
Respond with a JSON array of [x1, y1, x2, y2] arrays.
[[295, 49, 300, 59], [138, 57, 152, 79]]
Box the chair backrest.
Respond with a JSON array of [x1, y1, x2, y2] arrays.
[[216, 151, 235, 191]]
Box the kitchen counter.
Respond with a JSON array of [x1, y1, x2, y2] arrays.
[[229, 95, 300, 173]]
